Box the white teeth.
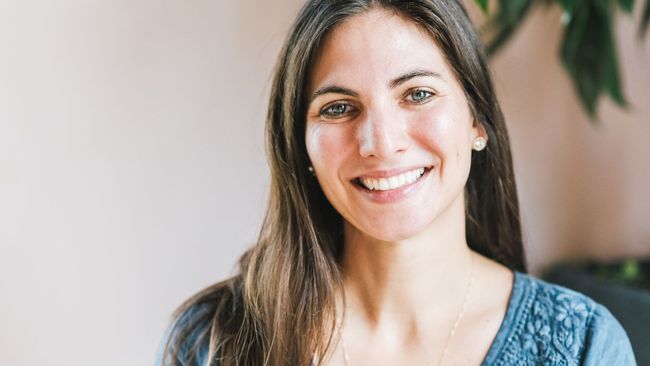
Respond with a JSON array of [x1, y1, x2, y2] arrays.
[[406, 171, 416, 183], [398, 174, 406, 186], [359, 167, 427, 191]]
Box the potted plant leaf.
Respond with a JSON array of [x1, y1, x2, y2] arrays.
[[473, 0, 650, 119]]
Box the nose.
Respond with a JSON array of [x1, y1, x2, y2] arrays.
[[357, 103, 410, 158]]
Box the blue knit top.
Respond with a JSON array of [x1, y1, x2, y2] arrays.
[[479, 271, 636, 365], [156, 271, 637, 365]]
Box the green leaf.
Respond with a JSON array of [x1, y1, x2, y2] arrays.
[[560, 0, 627, 119], [621, 259, 641, 280], [557, 0, 577, 13], [498, 0, 533, 23], [603, 19, 627, 106], [484, 0, 534, 55], [641, 0, 650, 37], [617, 0, 634, 13], [560, 2, 596, 116], [474, 0, 490, 14]]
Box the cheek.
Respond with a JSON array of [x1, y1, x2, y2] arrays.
[[305, 123, 349, 170], [411, 108, 460, 153], [305, 123, 322, 163], [411, 105, 473, 168]]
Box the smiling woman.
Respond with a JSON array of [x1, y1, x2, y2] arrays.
[[156, 1, 636, 365]]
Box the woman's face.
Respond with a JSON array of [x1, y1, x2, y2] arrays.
[[305, 9, 485, 242]]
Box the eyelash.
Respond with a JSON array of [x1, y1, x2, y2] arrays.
[[318, 88, 436, 119]]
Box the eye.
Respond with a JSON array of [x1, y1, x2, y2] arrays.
[[319, 102, 358, 119], [405, 89, 434, 104]]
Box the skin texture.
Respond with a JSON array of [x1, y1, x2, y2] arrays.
[[305, 9, 513, 366]]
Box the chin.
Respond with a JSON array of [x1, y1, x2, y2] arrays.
[[352, 215, 433, 243], [367, 228, 425, 243]]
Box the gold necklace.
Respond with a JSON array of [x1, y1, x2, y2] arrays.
[[338, 254, 475, 366]]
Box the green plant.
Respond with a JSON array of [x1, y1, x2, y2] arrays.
[[474, 0, 650, 120]]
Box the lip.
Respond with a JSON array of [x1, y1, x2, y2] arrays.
[[351, 166, 433, 204]]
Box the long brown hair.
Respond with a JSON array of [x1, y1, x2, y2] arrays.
[[161, 1, 526, 365]]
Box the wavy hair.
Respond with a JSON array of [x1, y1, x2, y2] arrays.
[[161, 1, 526, 365]]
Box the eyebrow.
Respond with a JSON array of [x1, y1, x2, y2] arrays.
[[310, 86, 359, 103], [310, 69, 441, 103], [389, 69, 441, 88]]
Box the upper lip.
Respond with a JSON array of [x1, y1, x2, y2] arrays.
[[353, 165, 432, 180]]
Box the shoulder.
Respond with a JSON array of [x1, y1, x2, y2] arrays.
[[155, 300, 215, 366], [487, 272, 636, 365], [156, 280, 239, 366], [580, 295, 637, 365]]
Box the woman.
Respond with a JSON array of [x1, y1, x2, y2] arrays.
[[158, 0, 636, 365]]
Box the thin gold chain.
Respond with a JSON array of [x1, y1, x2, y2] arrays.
[[339, 254, 475, 366]]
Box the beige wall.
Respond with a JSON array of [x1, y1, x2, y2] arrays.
[[0, 1, 647, 365]]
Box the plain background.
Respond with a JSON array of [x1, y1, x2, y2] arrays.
[[0, 1, 648, 365]]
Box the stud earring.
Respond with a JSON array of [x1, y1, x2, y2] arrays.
[[308, 166, 315, 176], [472, 137, 487, 151]]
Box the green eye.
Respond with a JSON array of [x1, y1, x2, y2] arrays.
[[407, 89, 434, 103]]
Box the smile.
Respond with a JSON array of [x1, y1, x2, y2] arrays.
[[355, 167, 429, 191]]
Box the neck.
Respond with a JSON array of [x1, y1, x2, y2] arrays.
[[338, 196, 475, 342]]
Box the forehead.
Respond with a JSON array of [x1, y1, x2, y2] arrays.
[[308, 9, 457, 92]]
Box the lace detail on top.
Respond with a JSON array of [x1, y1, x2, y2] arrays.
[[481, 272, 636, 366]]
